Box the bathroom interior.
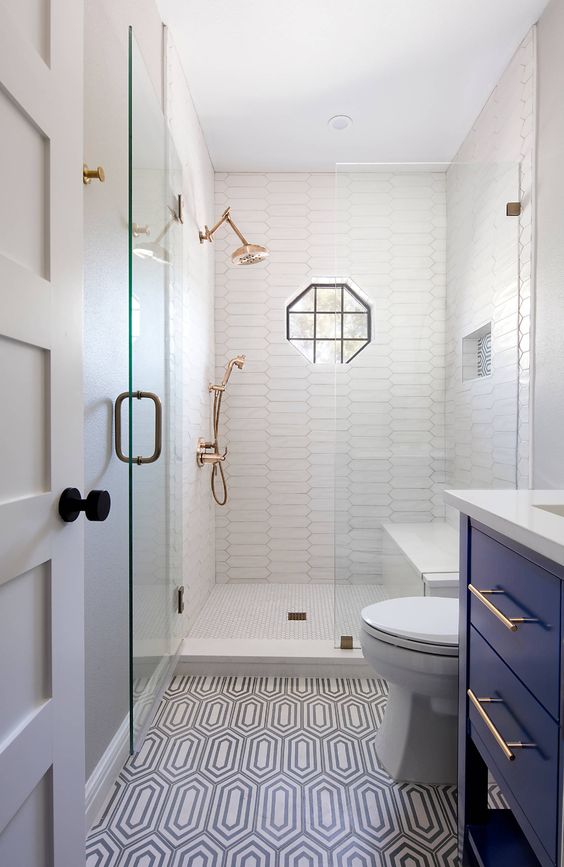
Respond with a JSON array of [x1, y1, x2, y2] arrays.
[[3, 0, 564, 864]]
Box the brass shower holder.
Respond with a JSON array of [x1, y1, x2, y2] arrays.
[[196, 438, 227, 467]]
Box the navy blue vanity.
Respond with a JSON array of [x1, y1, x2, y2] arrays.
[[458, 513, 564, 867]]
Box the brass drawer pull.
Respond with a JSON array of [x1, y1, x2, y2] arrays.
[[467, 690, 536, 761], [115, 391, 162, 465], [468, 584, 539, 632]]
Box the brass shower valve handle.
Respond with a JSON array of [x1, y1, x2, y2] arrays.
[[196, 439, 227, 467]]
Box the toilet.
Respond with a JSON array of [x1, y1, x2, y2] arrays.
[[360, 596, 459, 785]]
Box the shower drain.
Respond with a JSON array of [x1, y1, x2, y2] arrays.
[[287, 612, 307, 621]]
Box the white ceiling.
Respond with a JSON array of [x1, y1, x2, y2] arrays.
[[157, 0, 548, 172]]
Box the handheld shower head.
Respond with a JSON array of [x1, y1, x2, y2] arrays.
[[221, 354, 246, 386]]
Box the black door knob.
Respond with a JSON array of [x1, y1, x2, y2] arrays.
[[59, 488, 111, 523]]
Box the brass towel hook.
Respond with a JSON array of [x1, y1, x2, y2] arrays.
[[83, 163, 105, 185]]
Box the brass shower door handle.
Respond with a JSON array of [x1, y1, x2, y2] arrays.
[[115, 391, 162, 465]]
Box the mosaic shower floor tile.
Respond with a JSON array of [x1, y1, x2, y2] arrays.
[[87, 676, 459, 866], [187, 584, 389, 644]]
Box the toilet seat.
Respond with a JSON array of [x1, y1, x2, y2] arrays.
[[361, 597, 459, 657]]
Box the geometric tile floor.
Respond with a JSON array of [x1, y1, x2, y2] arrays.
[[87, 676, 461, 866]]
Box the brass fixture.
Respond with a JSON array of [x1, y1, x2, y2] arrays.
[[220, 354, 245, 387], [340, 635, 354, 650], [468, 584, 539, 631], [83, 163, 105, 185], [197, 438, 227, 466], [467, 690, 536, 761], [199, 207, 269, 266], [114, 391, 162, 465], [197, 355, 246, 505], [506, 202, 521, 216], [288, 612, 307, 621]]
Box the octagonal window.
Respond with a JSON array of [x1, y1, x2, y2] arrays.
[[286, 282, 371, 363]]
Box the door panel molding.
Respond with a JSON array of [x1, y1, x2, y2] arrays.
[[0, 0, 85, 863]]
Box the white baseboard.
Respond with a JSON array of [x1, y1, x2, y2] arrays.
[[85, 715, 129, 832]]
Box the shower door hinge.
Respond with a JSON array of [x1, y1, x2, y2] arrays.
[[177, 586, 185, 614], [340, 635, 354, 650]]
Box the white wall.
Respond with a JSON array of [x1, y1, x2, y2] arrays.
[[214, 171, 446, 585], [445, 30, 535, 508], [533, 0, 564, 487], [165, 35, 216, 633], [84, 1, 215, 776]]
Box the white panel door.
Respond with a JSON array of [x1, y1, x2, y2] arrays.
[[0, 0, 85, 865]]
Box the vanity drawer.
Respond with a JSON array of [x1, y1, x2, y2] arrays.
[[468, 626, 559, 862], [469, 527, 561, 718]]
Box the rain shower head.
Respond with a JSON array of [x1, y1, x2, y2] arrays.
[[231, 243, 269, 266], [199, 207, 269, 267]]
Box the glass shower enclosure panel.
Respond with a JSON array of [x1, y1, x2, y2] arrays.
[[128, 30, 183, 751], [333, 161, 521, 648]]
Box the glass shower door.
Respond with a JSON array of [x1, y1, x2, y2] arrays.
[[128, 30, 183, 751], [332, 160, 521, 648]]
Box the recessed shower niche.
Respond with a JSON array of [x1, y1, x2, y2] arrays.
[[462, 323, 492, 381]]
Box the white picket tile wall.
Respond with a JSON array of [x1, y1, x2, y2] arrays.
[[209, 30, 534, 588], [214, 171, 447, 584], [445, 30, 534, 506]]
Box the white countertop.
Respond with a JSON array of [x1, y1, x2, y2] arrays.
[[444, 489, 564, 568]]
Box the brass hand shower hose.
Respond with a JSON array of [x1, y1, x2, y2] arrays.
[[211, 386, 228, 506], [198, 355, 245, 506]]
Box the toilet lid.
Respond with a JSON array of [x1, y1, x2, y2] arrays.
[[361, 597, 459, 647]]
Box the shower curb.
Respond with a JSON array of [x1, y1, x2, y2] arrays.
[[176, 638, 370, 678]]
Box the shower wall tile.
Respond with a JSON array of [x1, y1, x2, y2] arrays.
[[167, 39, 216, 632], [214, 171, 447, 584], [445, 29, 535, 510]]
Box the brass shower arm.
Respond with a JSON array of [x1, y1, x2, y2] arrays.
[[200, 207, 230, 241], [225, 213, 249, 246], [199, 207, 250, 247]]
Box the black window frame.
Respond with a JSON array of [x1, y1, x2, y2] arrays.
[[286, 282, 371, 364]]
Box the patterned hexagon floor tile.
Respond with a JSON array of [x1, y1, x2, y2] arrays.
[[87, 676, 461, 866]]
